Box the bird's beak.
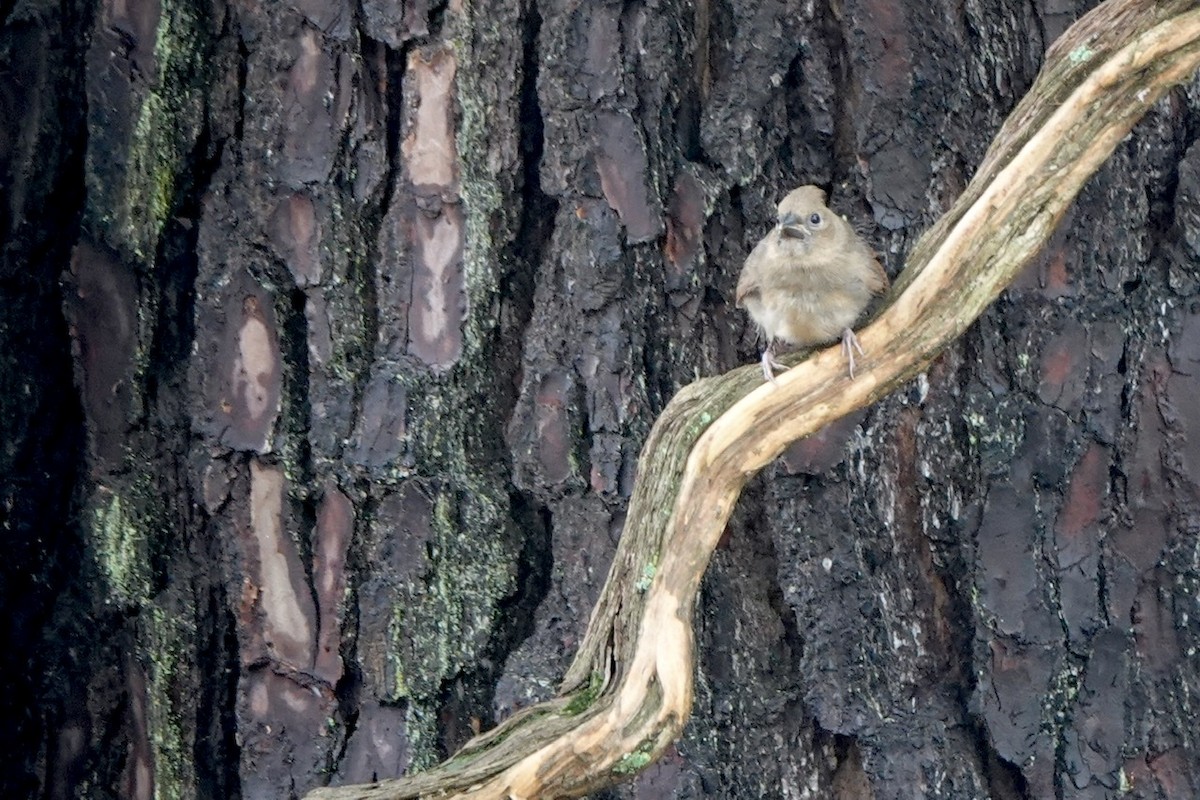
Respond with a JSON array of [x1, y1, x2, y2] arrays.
[[776, 212, 807, 240]]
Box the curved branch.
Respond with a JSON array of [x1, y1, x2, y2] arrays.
[[308, 2, 1200, 798]]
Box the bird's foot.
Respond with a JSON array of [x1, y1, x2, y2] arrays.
[[760, 345, 788, 384], [841, 328, 865, 379]]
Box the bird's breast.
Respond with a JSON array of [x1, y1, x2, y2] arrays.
[[746, 285, 872, 346]]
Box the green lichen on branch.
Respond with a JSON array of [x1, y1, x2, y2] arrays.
[[634, 562, 657, 593], [562, 672, 605, 717], [611, 739, 656, 776]]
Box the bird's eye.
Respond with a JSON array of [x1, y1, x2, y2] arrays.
[[808, 212, 822, 226]]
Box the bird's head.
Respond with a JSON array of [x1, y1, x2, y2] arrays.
[[775, 185, 834, 247]]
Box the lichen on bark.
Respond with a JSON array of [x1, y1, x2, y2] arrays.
[[87, 0, 210, 261]]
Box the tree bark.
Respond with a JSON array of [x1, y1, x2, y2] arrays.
[[4, 0, 1200, 799], [309, 2, 1200, 797]]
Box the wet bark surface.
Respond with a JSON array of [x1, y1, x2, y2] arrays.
[[4, 0, 1200, 798]]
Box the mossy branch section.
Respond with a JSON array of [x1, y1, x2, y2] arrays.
[[308, 2, 1200, 798]]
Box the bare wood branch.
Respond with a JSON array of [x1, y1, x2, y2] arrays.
[[308, 2, 1200, 798]]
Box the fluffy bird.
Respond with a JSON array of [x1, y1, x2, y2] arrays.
[[735, 185, 888, 383]]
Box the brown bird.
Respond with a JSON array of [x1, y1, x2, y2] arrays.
[[736, 185, 888, 383]]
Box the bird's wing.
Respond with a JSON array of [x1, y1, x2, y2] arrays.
[[735, 239, 769, 307], [735, 272, 759, 308], [866, 252, 889, 294]]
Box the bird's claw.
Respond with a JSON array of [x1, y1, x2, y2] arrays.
[[762, 333, 863, 383], [761, 345, 787, 384], [841, 328, 865, 379]]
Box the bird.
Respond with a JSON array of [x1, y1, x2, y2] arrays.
[[735, 185, 888, 383]]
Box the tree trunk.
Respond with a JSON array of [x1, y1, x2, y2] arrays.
[[3, 1, 1200, 799]]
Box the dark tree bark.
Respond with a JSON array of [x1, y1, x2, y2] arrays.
[[3, 0, 1200, 799]]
